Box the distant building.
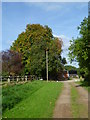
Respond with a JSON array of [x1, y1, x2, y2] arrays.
[[68, 70, 78, 78], [63, 70, 78, 80]]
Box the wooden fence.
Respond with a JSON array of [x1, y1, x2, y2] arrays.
[[0, 75, 40, 84]]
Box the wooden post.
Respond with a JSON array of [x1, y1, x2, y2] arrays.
[[22, 76, 24, 81], [8, 76, 10, 83], [17, 76, 19, 82], [46, 50, 48, 82], [25, 76, 27, 82]]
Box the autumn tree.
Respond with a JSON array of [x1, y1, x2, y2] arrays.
[[11, 24, 63, 80], [2, 50, 23, 76]]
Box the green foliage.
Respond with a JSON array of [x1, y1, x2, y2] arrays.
[[76, 81, 90, 92], [3, 81, 63, 118], [65, 65, 77, 71], [11, 24, 63, 79], [68, 17, 90, 81], [1, 50, 24, 76], [61, 57, 67, 65]]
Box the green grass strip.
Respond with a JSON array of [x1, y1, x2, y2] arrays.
[[71, 85, 87, 118], [71, 86, 79, 118], [3, 81, 63, 118]]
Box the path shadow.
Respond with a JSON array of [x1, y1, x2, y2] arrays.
[[75, 81, 90, 88]]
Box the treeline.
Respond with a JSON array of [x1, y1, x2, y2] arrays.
[[68, 17, 90, 81], [1, 24, 67, 80], [2, 17, 88, 81]]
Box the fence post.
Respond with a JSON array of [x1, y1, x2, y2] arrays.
[[8, 76, 10, 83], [25, 76, 27, 82], [17, 76, 19, 82]]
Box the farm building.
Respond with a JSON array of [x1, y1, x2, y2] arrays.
[[68, 70, 78, 78]]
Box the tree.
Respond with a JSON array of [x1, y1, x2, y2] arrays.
[[48, 37, 63, 80], [11, 24, 63, 80], [2, 50, 23, 76], [65, 65, 80, 76], [68, 17, 90, 81], [61, 57, 67, 65], [65, 65, 77, 71]]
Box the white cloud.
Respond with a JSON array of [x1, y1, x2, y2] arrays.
[[11, 2, 88, 13], [54, 34, 79, 67], [24, 2, 63, 12], [54, 34, 70, 62], [43, 4, 62, 11], [53, 34, 70, 50]]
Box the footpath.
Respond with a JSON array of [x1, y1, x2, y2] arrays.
[[53, 79, 88, 118]]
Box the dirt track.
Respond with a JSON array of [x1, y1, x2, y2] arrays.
[[53, 82, 72, 118], [53, 80, 88, 118], [71, 82, 88, 118]]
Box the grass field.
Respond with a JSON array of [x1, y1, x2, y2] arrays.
[[3, 80, 63, 118]]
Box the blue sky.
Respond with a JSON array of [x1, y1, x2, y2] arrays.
[[2, 2, 88, 67]]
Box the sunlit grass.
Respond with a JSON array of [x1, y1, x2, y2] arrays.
[[3, 81, 63, 118]]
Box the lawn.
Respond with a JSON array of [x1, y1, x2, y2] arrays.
[[3, 80, 63, 118]]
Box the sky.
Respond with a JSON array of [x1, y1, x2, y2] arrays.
[[2, 2, 88, 67]]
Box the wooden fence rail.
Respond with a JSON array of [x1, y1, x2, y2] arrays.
[[0, 75, 40, 83]]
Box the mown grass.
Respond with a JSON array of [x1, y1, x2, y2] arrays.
[[71, 85, 87, 118], [3, 81, 63, 118]]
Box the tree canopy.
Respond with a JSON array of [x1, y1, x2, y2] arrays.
[[68, 17, 90, 81], [65, 65, 77, 71], [11, 24, 63, 80], [61, 57, 67, 65], [1, 50, 23, 76]]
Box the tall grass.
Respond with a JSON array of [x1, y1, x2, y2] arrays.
[[3, 81, 63, 118], [2, 80, 45, 112]]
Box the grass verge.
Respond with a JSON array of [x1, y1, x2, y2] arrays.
[[71, 86, 80, 118], [2, 80, 45, 112], [71, 85, 86, 118], [76, 81, 90, 92], [3, 81, 63, 118]]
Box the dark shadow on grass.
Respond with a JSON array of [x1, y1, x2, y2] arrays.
[[75, 81, 90, 88]]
